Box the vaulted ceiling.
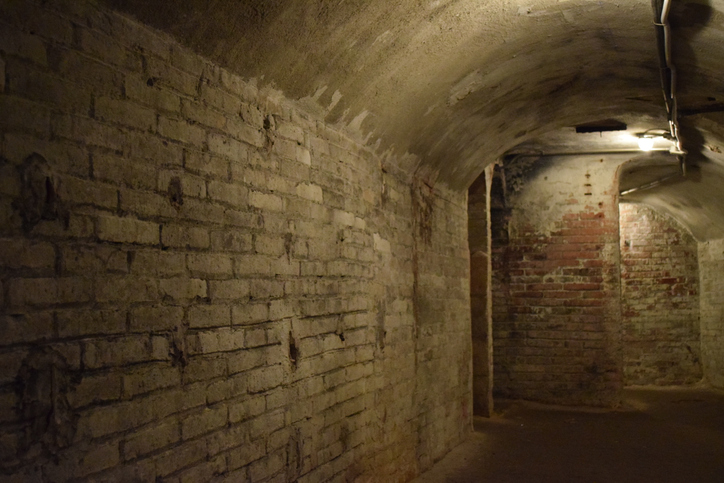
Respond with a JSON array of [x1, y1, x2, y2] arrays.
[[105, 0, 724, 240]]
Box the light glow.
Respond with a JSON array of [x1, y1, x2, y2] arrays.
[[638, 136, 655, 151]]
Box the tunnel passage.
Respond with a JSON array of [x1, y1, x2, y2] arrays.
[[469, 150, 724, 413], [4, 0, 724, 481]]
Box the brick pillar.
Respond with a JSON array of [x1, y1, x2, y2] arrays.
[[469, 164, 495, 416]]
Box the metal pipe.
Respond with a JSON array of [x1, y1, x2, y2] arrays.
[[620, 172, 680, 196], [656, 0, 686, 159], [507, 148, 671, 158]]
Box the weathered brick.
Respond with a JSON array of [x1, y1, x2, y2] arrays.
[[227, 118, 264, 148], [228, 394, 266, 424], [123, 364, 181, 398], [53, 48, 125, 94], [95, 96, 156, 131], [131, 250, 186, 277], [177, 456, 227, 483], [57, 309, 126, 338], [249, 280, 285, 300], [296, 182, 323, 203], [154, 439, 207, 477], [159, 169, 206, 199], [187, 253, 233, 279], [0, 2, 74, 45], [83, 335, 156, 369], [0, 239, 55, 270], [247, 365, 284, 394], [210, 231, 253, 253], [93, 152, 156, 191], [77, 26, 141, 71], [72, 441, 121, 478], [185, 149, 229, 179], [95, 276, 158, 303], [98, 215, 159, 245], [249, 409, 285, 440], [188, 304, 231, 329], [8, 277, 91, 307], [189, 327, 244, 355], [130, 305, 183, 333], [254, 235, 286, 257], [6, 58, 91, 114], [123, 419, 180, 460], [161, 224, 210, 249], [126, 131, 184, 167], [159, 277, 207, 301], [200, 82, 241, 114], [125, 74, 181, 112], [249, 191, 283, 211], [0, 312, 54, 344], [0, 95, 51, 135], [183, 354, 226, 383], [68, 372, 122, 408], [158, 116, 207, 146], [181, 406, 228, 440], [182, 99, 227, 131], [232, 303, 270, 326], [0, 22, 47, 65], [209, 279, 250, 302]]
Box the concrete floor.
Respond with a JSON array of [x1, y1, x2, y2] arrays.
[[415, 387, 724, 483]]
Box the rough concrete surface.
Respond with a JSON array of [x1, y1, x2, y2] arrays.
[[415, 387, 724, 483], [101, 0, 724, 239]]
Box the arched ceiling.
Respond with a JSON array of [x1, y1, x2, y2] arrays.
[[104, 0, 724, 240]]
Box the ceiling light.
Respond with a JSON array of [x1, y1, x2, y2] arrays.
[[638, 135, 655, 151]]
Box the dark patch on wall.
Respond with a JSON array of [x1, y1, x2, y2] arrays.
[[285, 427, 302, 481], [14, 153, 68, 232], [171, 324, 188, 368], [263, 114, 275, 153], [15, 347, 78, 459], [167, 176, 184, 209], [375, 301, 386, 352], [284, 232, 294, 261], [288, 331, 298, 370], [411, 181, 434, 246]]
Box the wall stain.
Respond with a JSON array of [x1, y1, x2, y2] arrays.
[[14, 153, 68, 232], [16, 347, 78, 459]]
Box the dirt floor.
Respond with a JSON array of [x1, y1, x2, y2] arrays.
[[415, 386, 724, 483]]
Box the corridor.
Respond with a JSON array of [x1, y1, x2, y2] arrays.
[[417, 387, 724, 483]]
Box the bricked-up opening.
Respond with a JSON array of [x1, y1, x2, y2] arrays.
[[619, 202, 703, 385], [488, 154, 624, 407]]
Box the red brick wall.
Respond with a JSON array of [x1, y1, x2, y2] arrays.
[[492, 155, 623, 406], [619, 203, 702, 385]]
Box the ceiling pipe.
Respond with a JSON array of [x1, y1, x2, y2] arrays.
[[506, 148, 671, 158], [654, 0, 687, 174], [620, 172, 680, 196]]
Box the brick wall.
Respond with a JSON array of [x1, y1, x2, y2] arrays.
[[492, 155, 623, 406], [699, 238, 724, 389], [0, 1, 471, 481], [619, 203, 702, 385]]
